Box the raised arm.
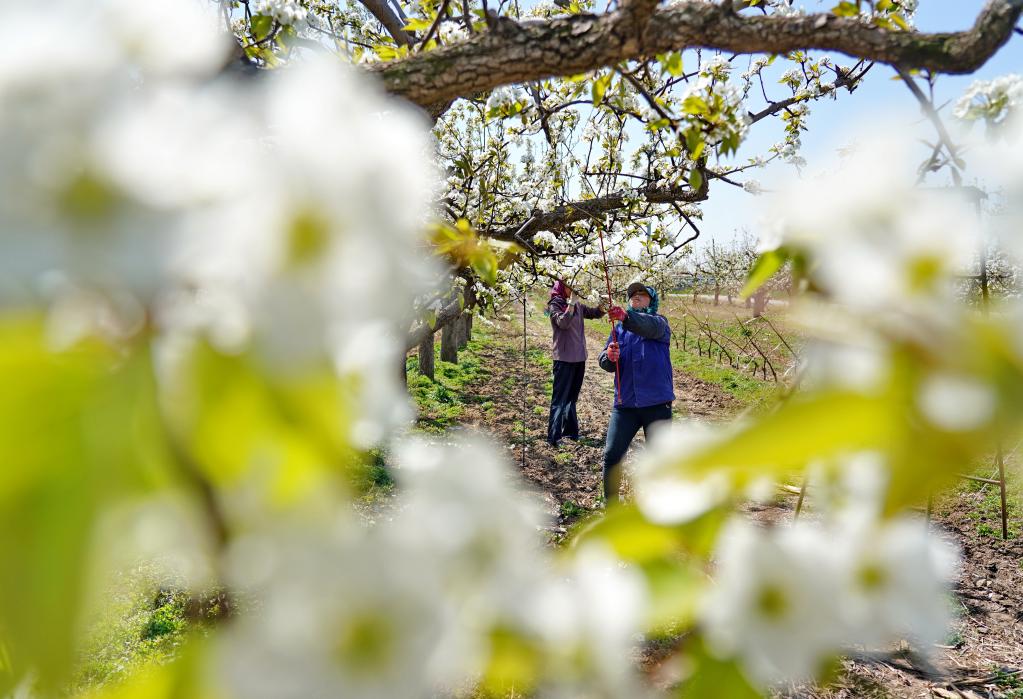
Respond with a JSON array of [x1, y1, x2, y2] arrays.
[[621, 311, 670, 341]]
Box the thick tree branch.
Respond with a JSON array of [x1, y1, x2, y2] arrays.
[[484, 178, 708, 243], [370, 0, 1022, 108], [357, 0, 415, 46]]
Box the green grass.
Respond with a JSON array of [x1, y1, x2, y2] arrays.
[[553, 450, 574, 465], [991, 667, 1023, 697], [406, 331, 492, 433], [961, 466, 1022, 540], [559, 500, 589, 519], [70, 566, 220, 694], [350, 448, 396, 502]]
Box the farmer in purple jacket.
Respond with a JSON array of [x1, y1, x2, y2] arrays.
[[598, 281, 675, 504], [546, 280, 606, 446]]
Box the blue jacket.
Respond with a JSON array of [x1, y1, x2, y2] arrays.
[[598, 311, 675, 408]]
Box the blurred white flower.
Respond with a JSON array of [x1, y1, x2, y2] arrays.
[[391, 436, 546, 592], [702, 515, 959, 688], [92, 493, 217, 591], [701, 520, 842, 686], [765, 138, 978, 314], [530, 545, 651, 699], [220, 524, 451, 699], [835, 518, 957, 649], [632, 421, 731, 524], [953, 73, 1022, 127], [917, 372, 996, 432]]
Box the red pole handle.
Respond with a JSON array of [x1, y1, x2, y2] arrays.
[[595, 225, 621, 405]]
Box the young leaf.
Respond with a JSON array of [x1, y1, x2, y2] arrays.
[[591, 72, 612, 107], [741, 248, 788, 299]]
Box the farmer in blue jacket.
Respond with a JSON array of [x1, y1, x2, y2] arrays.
[[598, 281, 675, 504]]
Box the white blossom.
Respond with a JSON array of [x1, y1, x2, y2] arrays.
[[486, 86, 522, 113], [219, 523, 453, 699], [764, 138, 978, 314], [701, 520, 844, 686], [251, 0, 308, 25], [917, 372, 996, 432], [437, 21, 468, 44], [632, 421, 731, 523], [702, 517, 958, 688], [954, 74, 1022, 127], [835, 518, 958, 649]]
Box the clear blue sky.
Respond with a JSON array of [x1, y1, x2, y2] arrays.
[[695, 1, 1023, 249]]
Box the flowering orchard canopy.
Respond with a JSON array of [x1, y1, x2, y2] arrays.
[[225, 0, 1019, 321], [2, 0, 1023, 698]]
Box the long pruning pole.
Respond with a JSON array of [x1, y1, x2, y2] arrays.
[[595, 224, 621, 405], [522, 279, 527, 470]]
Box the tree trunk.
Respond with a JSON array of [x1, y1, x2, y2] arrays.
[[418, 330, 436, 380], [752, 289, 769, 318], [465, 313, 473, 343], [440, 319, 458, 363], [456, 313, 469, 350]]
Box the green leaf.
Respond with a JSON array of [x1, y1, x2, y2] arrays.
[[469, 245, 499, 285], [645, 117, 671, 131], [591, 72, 612, 107], [682, 94, 710, 116], [688, 168, 703, 191], [675, 390, 899, 479], [402, 17, 433, 31], [684, 128, 704, 157], [677, 642, 762, 699], [0, 319, 172, 694], [740, 248, 788, 299], [172, 342, 353, 507], [889, 12, 909, 30], [831, 1, 859, 17], [250, 14, 274, 40], [575, 505, 726, 563], [663, 51, 684, 77]]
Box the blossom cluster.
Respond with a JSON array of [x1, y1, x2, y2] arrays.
[[251, 0, 308, 25], [954, 74, 1022, 129], [219, 437, 650, 698], [0, 0, 439, 450]]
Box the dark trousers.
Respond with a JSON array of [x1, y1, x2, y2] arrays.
[[602, 402, 673, 502], [547, 360, 586, 444]]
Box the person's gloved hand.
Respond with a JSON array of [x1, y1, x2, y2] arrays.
[[608, 305, 626, 322], [606, 342, 620, 362]]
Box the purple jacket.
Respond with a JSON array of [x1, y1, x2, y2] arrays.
[[548, 296, 604, 363]]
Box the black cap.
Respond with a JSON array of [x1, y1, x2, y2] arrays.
[[626, 282, 649, 298]]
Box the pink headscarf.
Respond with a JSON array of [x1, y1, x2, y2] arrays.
[[550, 280, 570, 301]]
